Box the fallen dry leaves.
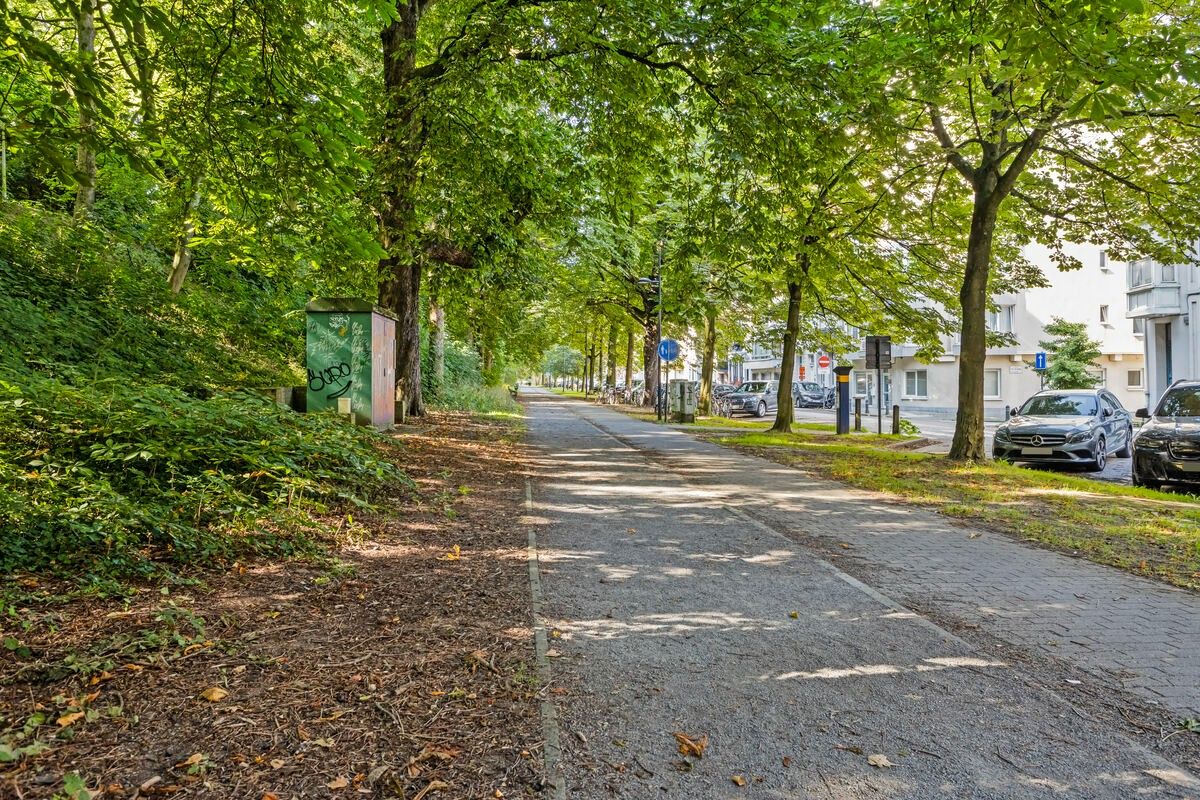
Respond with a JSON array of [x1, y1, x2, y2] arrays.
[[199, 686, 228, 702], [674, 732, 709, 759]]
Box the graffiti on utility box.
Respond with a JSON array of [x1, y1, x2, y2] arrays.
[[305, 312, 370, 416]]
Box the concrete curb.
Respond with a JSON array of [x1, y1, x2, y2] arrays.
[[524, 478, 567, 800]]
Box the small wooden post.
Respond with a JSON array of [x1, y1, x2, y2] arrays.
[[892, 404, 900, 435], [854, 397, 862, 432]]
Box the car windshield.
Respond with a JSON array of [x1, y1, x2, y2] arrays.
[[735, 382, 771, 394], [1019, 394, 1098, 416], [803, 383, 821, 391], [1156, 387, 1200, 417]]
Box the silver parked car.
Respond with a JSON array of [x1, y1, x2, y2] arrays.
[[728, 381, 802, 417], [992, 389, 1133, 471]]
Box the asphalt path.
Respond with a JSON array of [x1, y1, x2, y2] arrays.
[[525, 389, 1198, 799]]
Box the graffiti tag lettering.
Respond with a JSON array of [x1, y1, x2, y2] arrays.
[[308, 362, 351, 395]]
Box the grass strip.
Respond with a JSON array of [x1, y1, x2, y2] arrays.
[[712, 431, 1200, 591]]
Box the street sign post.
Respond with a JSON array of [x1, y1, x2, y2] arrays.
[[657, 339, 679, 421], [1035, 351, 1047, 370], [864, 336, 892, 434], [817, 354, 832, 370], [658, 339, 680, 362]]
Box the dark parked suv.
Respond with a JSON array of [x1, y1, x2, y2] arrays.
[[1132, 379, 1200, 488], [992, 389, 1132, 471]]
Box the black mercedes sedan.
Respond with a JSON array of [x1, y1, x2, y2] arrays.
[[992, 389, 1133, 472], [1132, 379, 1200, 489]]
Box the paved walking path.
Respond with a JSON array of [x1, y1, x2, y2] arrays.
[[525, 391, 1199, 798]]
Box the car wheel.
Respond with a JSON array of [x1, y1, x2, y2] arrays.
[[1089, 436, 1107, 472], [1115, 427, 1133, 458], [756, 401, 767, 418]]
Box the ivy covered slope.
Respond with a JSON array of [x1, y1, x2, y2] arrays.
[[0, 203, 407, 591]]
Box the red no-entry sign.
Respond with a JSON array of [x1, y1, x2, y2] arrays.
[[817, 355, 832, 369]]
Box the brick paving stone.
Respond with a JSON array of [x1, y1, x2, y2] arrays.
[[576, 404, 1200, 719]]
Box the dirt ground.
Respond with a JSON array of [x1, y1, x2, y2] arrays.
[[0, 412, 542, 799]]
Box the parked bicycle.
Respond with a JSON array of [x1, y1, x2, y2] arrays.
[[713, 395, 734, 418]]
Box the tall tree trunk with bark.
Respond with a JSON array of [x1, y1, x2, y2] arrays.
[[770, 280, 803, 434], [167, 179, 202, 293], [948, 181, 1001, 460], [73, 0, 97, 218], [377, 3, 425, 417], [624, 327, 634, 402], [429, 298, 446, 391], [698, 306, 716, 415], [605, 323, 618, 387], [641, 319, 659, 407]]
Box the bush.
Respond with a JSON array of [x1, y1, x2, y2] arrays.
[[432, 384, 521, 416], [0, 373, 409, 586], [0, 202, 304, 388]]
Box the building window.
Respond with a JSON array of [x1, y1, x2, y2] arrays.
[[986, 305, 1015, 333], [1130, 258, 1153, 288], [1100, 251, 1110, 272], [904, 369, 928, 399], [1127, 369, 1144, 389], [984, 368, 1001, 399], [1088, 367, 1107, 387], [1100, 305, 1109, 323], [854, 373, 869, 397], [1133, 318, 1145, 336], [1162, 263, 1177, 283]]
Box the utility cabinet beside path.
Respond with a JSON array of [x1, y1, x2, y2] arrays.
[[305, 298, 396, 429]]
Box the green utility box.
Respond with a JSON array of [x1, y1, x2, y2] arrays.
[[305, 298, 397, 429]]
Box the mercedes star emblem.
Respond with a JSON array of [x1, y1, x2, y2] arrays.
[[1031, 435, 1043, 446]]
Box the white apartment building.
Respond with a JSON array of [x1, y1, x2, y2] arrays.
[[1125, 246, 1200, 410], [849, 241, 1147, 418]]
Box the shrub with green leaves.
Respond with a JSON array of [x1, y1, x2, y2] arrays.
[[0, 374, 409, 587]]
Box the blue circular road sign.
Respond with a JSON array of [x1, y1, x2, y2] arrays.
[[658, 338, 680, 362]]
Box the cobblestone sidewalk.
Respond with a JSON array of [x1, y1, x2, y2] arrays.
[[580, 403, 1200, 719]]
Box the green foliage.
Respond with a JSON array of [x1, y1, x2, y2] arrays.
[[1037, 318, 1103, 390], [0, 202, 305, 388], [540, 345, 584, 379], [434, 385, 522, 417], [0, 373, 408, 587]]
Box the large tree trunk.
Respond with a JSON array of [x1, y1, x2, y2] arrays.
[[642, 320, 660, 407], [73, 0, 97, 218], [698, 306, 716, 415], [379, 258, 423, 416], [167, 179, 203, 294], [377, 4, 425, 417], [948, 182, 1001, 460], [605, 323, 618, 387], [624, 326, 634, 402], [770, 280, 803, 433], [429, 298, 446, 391]]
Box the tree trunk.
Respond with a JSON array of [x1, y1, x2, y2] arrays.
[[429, 298, 446, 391], [130, 12, 155, 125], [642, 320, 659, 407], [948, 183, 1001, 460], [377, 3, 425, 417], [770, 280, 803, 433], [698, 306, 717, 415], [606, 323, 618, 387], [167, 179, 203, 294], [73, 0, 97, 218], [624, 327, 635, 402]]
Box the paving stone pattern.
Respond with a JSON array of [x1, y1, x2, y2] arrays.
[[577, 403, 1200, 719]]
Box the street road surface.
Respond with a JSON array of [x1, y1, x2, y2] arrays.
[[525, 390, 1198, 799]]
